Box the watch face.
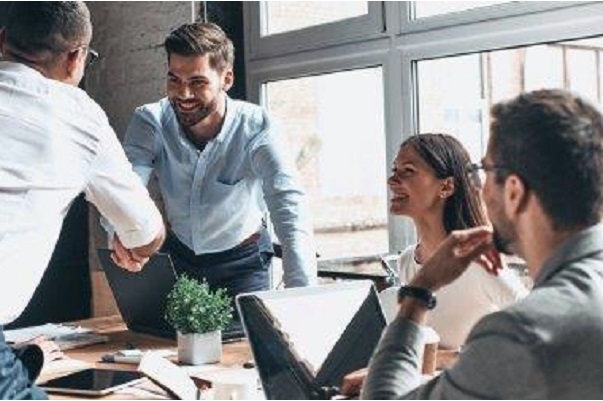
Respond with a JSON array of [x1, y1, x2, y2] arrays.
[[426, 296, 437, 310], [398, 286, 437, 309]]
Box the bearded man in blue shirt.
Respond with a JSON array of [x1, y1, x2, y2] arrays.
[[111, 22, 317, 321]]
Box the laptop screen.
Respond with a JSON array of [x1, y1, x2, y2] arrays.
[[236, 281, 386, 399], [97, 249, 246, 342], [97, 249, 176, 339]]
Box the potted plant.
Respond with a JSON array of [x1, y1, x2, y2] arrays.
[[165, 275, 233, 365]]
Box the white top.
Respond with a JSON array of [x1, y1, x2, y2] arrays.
[[380, 244, 528, 349], [0, 62, 163, 324]]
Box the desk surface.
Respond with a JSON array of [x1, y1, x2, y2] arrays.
[[40, 315, 253, 399]]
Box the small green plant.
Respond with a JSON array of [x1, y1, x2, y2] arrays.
[[165, 275, 233, 334]]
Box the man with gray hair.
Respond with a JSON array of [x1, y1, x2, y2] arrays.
[[0, 3, 165, 398], [362, 89, 603, 398]]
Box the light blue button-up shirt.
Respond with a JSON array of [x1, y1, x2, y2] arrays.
[[123, 97, 316, 287]]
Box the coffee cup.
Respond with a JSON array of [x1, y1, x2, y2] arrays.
[[422, 326, 440, 375]]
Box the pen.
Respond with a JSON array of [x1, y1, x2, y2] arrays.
[[101, 354, 141, 364]]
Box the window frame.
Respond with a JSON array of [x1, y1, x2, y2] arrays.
[[400, 1, 585, 34], [244, 1, 603, 256], [399, 2, 603, 136], [245, 2, 386, 60]]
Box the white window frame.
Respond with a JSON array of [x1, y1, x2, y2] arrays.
[[400, 1, 584, 34], [398, 2, 603, 139], [245, 2, 386, 60], [244, 1, 603, 255]]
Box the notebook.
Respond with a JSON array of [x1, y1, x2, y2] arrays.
[[4, 323, 108, 351], [236, 281, 386, 400], [97, 249, 244, 342]]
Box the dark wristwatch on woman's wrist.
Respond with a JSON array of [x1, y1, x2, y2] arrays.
[[397, 285, 437, 310]]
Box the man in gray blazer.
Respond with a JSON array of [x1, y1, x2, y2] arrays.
[[361, 89, 603, 399]]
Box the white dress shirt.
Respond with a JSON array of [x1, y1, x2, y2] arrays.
[[0, 62, 163, 325]]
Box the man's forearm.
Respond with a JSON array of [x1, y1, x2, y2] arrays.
[[361, 317, 426, 399]]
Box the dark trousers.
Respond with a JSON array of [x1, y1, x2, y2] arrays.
[[0, 329, 47, 400], [162, 232, 272, 329]]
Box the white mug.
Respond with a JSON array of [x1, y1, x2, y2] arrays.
[[200, 368, 260, 400]]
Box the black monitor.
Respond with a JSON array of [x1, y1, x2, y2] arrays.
[[236, 281, 386, 400]]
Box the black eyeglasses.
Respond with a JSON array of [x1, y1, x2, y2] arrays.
[[466, 162, 508, 189], [85, 48, 99, 69]]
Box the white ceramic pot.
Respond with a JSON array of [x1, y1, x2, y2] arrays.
[[177, 330, 222, 365]]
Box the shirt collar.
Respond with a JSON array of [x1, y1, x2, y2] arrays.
[[0, 61, 45, 78], [213, 95, 236, 144], [534, 222, 603, 287]]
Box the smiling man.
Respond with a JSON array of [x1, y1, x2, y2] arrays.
[[362, 89, 603, 399], [114, 22, 317, 325]]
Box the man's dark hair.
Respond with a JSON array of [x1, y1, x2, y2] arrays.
[[164, 22, 234, 72], [491, 89, 603, 230], [403, 133, 487, 234], [4, 1, 91, 63]]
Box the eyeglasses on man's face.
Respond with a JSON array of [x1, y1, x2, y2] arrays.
[[85, 48, 99, 70], [466, 161, 508, 189]]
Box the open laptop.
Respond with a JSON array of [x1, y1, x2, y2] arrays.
[[236, 281, 386, 399], [97, 249, 245, 342]]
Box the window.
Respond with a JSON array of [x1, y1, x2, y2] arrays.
[[246, 1, 603, 258], [263, 2, 369, 36], [413, 1, 514, 19], [417, 37, 603, 162], [264, 68, 388, 259], [245, 2, 384, 58]]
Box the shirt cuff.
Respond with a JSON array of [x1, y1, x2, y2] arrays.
[[115, 211, 163, 249]]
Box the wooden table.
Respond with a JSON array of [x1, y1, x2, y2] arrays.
[[39, 316, 253, 399]]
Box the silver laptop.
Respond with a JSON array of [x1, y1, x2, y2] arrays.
[[236, 281, 386, 399]]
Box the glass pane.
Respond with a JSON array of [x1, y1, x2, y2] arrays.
[[413, 1, 515, 19], [264, 68, 387, 259], [417, 36, 603, 163], [417, 54, 487, 162], [263, 1, 369, 36]]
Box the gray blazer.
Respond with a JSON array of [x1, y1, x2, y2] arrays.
[[362, 223, 603, 399]]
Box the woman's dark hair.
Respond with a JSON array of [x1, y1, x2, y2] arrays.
[[402, 133, 487, 233]]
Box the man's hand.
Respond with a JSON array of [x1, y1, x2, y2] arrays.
[[111, 235, 149, 272], [411, 226, 502, 292], [17, 336, 64, 365], [341, 367, 368, 397]]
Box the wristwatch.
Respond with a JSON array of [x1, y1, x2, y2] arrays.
[[397, 285, 437, 310]]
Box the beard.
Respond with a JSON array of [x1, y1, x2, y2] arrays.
[[492, 227, 514, 255], [170, 97, 219, 128], [491, 208, 517, 255]]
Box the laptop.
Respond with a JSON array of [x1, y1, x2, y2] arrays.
[[236, 281, 386, 400], [97, 249, 245, 342]]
